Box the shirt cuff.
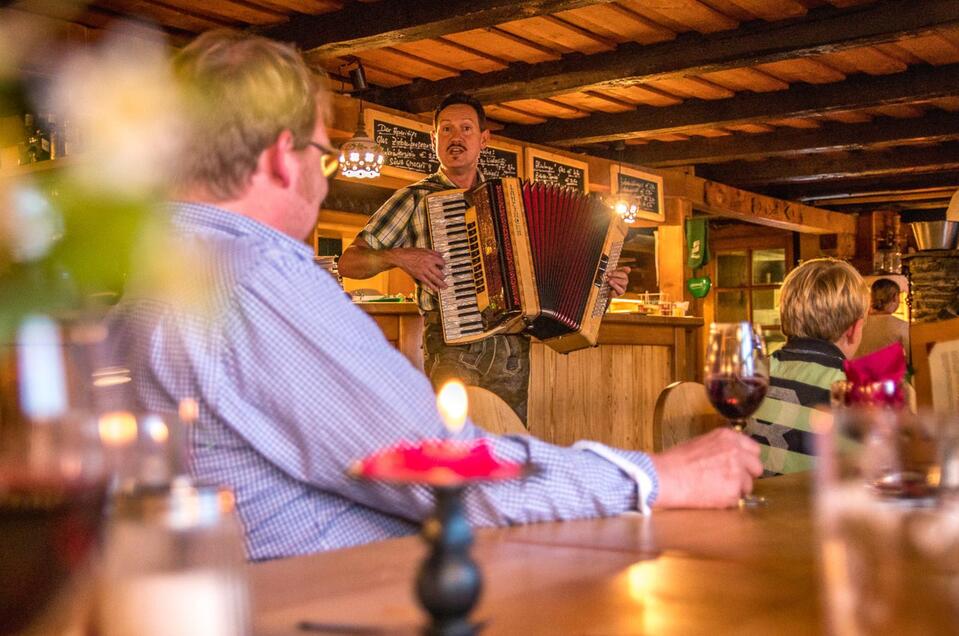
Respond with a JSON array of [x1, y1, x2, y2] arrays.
[[571, 441, 658, 515]]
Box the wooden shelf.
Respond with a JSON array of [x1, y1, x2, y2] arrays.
[[0, 156, 78, 181]]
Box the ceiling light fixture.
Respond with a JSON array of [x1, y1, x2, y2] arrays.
[[338, 61, 385, 180], [611, 141, 637, 223]]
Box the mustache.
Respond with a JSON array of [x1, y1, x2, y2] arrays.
[[446, 143, 466, 151]]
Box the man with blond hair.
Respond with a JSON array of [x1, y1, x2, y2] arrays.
[[746, 257, 869, 475], [112, 30, 761, 561]]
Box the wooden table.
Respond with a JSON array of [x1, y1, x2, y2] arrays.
[[251, 473, 819, 635]]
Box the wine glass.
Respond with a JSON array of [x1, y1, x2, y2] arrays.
[[0, 315, 109, 633], [704, 322, 769, 506]]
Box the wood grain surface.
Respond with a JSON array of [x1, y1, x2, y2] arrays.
[[251, 473, 822, 636]]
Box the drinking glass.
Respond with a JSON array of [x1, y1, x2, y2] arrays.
[[0, 314, 109, 633], [704, 321, 769, 506], [817, 407, 959, 634]]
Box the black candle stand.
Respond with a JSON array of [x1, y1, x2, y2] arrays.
[[415, 486, 481, 636]]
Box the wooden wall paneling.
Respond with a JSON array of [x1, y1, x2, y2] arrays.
[[527, 341, 674, 451]]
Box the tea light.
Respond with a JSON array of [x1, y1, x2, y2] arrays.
[[437, 380, 468, 435]]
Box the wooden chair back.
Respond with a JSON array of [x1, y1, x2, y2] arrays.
[[466, 386, 528, 436], [652, 381, 723, 452], [911, 316, 959, 409]]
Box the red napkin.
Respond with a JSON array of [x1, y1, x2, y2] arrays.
[[842, 343, 907, 408], [351, 439, 525, 485]]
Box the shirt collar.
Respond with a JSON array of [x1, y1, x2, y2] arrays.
[[166, 201, 314, 260], [429, 169, 485, 189], [779, 337, 846, 362]]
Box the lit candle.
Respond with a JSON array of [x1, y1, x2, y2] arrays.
[[436, 380, 468, 435]]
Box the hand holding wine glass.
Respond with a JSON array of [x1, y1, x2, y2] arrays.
[[704, 322, 769, 505]]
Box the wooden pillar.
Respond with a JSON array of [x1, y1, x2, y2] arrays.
[[659, 197, 690, 305]]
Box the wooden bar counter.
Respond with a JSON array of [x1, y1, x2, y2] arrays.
[[357, 303, 702, 452]]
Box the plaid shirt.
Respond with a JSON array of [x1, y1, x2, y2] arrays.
[[109, 202, 658, 561], [359, 170, 482, 312]]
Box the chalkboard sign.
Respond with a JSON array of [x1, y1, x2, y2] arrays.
[[367, 110, 438, 180], [479, 142, 521, 179], [611, 165, 664, 222], [526, 148, 588, 193]]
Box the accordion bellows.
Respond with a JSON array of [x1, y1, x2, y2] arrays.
[[426, 177, 627, 354]]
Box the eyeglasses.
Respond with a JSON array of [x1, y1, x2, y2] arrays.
[[307, 141, 340, 178]]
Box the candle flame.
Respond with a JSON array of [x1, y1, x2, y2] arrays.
[[98, 410, 138, 447], [437, 380, 469, 434]]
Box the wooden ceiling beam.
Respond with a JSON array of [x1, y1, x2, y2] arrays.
[[368, 0, 959, 113], [257, 0, 616, 59], [807, 189, 957, 207], [765, 170, 959, 201], [699, 141, 959, 186], [667, 172, 856, 235], [500, 62, 959, 145], [613, 110, 959, 167]]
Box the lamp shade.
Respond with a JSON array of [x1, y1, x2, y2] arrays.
[[339, 115, 385, 179]]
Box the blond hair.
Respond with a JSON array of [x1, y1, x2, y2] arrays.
[[171, 30, 329, 200], [779, 258, 868, 342]]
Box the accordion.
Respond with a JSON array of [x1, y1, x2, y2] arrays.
[[425, 177, 627, 354]]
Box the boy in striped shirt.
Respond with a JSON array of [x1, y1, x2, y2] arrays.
[[746, 258, 869, 475]]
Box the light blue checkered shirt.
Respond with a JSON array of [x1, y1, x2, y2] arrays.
[[109, 202, 658, 561]]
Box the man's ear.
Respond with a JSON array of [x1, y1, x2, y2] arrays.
[[263, 129, 296, 189], [480, 128, 490, 149], [430, 130, 438, 155], [844, 317, 865, 347]]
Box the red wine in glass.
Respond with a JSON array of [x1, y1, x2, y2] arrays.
[[705, 375, 769, 428], [0, 475, 107, 633], [704, 322, 770, 505]]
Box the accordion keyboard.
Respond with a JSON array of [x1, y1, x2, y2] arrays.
[[426, 193, 485, 341]]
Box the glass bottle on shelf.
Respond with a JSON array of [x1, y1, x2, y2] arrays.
[[19, 113, 39, 164], [873, 234, 888, 274], [36, 113, 51, 162]]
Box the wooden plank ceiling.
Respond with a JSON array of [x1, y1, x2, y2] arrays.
[[14, 0, 959, 217]]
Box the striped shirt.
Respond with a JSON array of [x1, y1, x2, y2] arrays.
[[109, 202, 658, 561], [359, 170, 482, 312], [746, 337, 846, 475]]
